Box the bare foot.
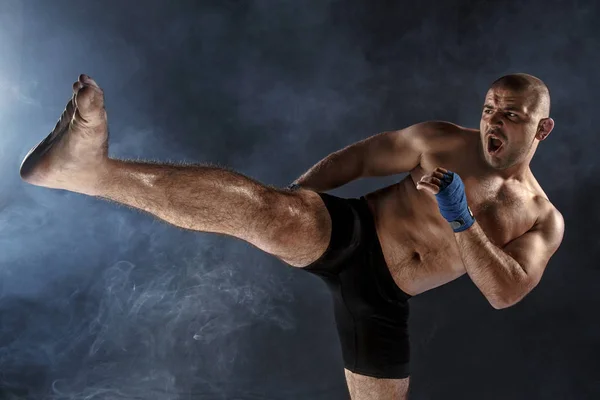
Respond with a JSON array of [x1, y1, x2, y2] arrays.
[[20, 74, 110, 195]]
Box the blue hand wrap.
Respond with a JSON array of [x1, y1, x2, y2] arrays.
[[434, 171, 475, 232]]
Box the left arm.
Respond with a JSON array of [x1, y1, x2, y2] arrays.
[[454, 210, 564, 309], [418, 167, 565, 309]]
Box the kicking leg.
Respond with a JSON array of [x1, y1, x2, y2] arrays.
[[20, 74, 331, 267]]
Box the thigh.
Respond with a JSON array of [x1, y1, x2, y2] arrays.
[[345, 370, 410, 400]]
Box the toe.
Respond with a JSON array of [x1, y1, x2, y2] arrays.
[[63, 98, 75, 123], [74, 85, 105, 126], [79, 74, 100, 88], [73, 80, 83, 93], [75, 85, 103, 110]]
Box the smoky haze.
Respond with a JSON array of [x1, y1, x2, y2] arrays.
[[0, 0, 598, 399]]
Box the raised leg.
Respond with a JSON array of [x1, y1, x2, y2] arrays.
[[20, 74, 331, 267]]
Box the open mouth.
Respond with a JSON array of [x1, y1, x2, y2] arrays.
[[487, 136, 504, 154]]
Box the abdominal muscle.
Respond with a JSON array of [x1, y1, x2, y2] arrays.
[[365, 174, 468, 297]]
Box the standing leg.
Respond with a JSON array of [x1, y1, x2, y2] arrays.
[[345, 370, 410, 400]]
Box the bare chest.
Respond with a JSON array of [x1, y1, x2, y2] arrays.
[[463, 177, 535, 247], [411, 158, 538, 246]]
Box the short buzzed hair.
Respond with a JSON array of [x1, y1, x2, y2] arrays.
[[491, 73, 551, 118]]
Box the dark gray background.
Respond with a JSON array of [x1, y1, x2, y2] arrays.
[[0, 0, 598, 399]]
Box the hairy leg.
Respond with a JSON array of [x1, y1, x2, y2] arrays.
[[345, 369, 409, 400], [20, 74, 331, 267]]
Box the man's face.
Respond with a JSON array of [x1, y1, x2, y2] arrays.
[[479, 87, 540, 170]]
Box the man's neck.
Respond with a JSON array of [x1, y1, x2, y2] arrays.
[[493, 161, 532, 182]]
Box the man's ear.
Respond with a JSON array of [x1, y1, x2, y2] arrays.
[[537, 118, 554, 141]]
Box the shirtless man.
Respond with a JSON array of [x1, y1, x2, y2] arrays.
[[20, 73, 564, 400]]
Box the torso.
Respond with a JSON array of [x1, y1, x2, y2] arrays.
[[364, 126, 551, 296]]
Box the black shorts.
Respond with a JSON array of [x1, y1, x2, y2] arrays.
[[304, 192, 412, 379]]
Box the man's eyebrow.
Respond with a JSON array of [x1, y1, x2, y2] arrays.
[[483, 104, 523, 113], [502, 106, 522, 112]]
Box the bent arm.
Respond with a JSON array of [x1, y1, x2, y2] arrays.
[[455, 207, 564, 309], [292, 121, 450, 192]]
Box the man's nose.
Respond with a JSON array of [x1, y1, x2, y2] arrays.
[[487, 111, 503, 127]]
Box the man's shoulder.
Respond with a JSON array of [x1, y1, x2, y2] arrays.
[[411, 120, 477, 152], [410, 120, 475, 139], [532, 197, 565, 245], [523, 178, 564, 237], [533, 194, 564, 226]]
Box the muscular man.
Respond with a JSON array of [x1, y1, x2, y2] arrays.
[[20, 73, 564, 400]]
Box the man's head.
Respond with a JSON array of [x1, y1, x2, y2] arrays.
[[479, 73, 554, 170]]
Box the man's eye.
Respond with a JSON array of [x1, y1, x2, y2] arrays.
[[484, 109, 493, 114], [507, 113, 517, 117]]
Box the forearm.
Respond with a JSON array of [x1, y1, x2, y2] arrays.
[[293, 147, 364, 192], [455, 222, 528, 308]]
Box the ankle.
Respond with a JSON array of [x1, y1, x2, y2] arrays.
[[76, 158, 115, 197]]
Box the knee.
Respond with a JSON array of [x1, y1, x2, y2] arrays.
[[270, 189, 329, 240], [262, 189, 331, 263]]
